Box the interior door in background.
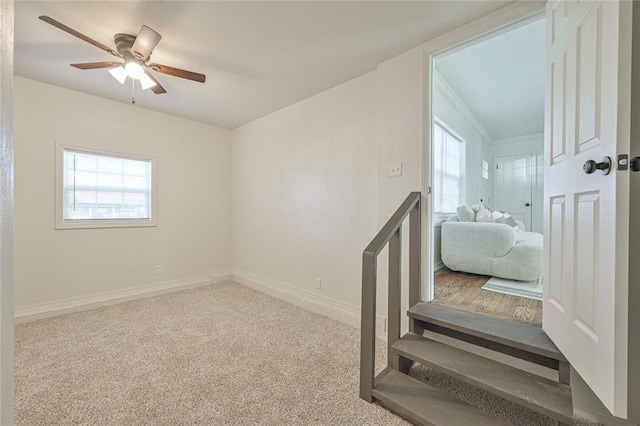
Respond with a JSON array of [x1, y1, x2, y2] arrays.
[[493, 153, 533, 230]]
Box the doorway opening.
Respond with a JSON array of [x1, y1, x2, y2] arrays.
[[429, 16, 545, 326]]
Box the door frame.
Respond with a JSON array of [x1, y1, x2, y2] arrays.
[[493, 150, 535, 232], [419, 2, 545, 301], [624, 1, 640, 422], [0, 0, 14, 423]]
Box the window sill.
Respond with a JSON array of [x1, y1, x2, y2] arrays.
[[55, 218, 157, 230], [433, 212, 454, 227]]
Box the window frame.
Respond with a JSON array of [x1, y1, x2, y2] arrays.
[[432, 119, 465, 215], [55, 143, 158, 229]]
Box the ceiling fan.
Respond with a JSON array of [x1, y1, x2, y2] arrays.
[[39, 16, 206, 96]]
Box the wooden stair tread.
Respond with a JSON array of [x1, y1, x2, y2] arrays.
[[408, 302, 566, 361], [372, 368, 510, 426], [393, 333, 573, 423]]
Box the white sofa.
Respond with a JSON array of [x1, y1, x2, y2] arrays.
[[441, 214, 543, 281]]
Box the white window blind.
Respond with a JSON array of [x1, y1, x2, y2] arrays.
[[63, 149, 152, 221], [433, 122, 464, 213]]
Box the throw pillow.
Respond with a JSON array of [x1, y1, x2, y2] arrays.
[[494, 211, 520, 230], [490, 210, 503, 220], [475, 205, 494, 222], [457, 205, 475, 222]]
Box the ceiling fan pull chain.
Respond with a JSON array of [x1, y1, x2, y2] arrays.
[[131, 79, 136, 104]]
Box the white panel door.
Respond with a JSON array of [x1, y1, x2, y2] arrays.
[[494, 153, 533, 230], [544, 0, 632, 418]]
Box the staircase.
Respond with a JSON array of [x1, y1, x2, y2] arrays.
[[360, 193, 573, 425]]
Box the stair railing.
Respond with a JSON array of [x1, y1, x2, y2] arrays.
[[360, 191, 422, 402]]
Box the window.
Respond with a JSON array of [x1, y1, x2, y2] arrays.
[[433, 122, 464, 214], [482, 160, 489, 180], [56, 144, 156, 229]]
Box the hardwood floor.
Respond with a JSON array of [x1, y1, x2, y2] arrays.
[[433, 268, 542, 326]]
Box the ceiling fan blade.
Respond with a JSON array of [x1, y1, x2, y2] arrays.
[[147, 63, 206, 83], [131, 25, 162, 61], [39, 16, 120, 57], [144, 71, 167, 94], [71, 61, 122, 70]]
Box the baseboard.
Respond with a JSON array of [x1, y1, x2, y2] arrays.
[[15, 268, 232, 323], [434, 261, 445, 271], [206, 268, 233, 284], [232, 269, 387, 337], [15, 267, 383, 336]]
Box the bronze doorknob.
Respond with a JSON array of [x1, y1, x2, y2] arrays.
[[583, 157, 612, 175]]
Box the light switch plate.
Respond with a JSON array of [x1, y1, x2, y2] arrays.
[[389, 161, 402, 177]]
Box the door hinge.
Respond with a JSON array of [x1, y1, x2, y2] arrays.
[[618, 154, 629, 170], [427, 186, 432, 194]]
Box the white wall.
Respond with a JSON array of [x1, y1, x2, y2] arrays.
[[375, 46, 426, 324], [490, 133, 544, 233], [13, 77, 231, 309], [432, 71, 493, 210], [376, 48, 425, 227], [231, 72, 378, 325]]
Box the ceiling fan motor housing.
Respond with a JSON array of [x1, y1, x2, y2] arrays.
[[114, 33, 137, 59]]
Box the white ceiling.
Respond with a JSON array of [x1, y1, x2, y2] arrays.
[[15, 1, 512, 130], [434, 17, 545, 140]]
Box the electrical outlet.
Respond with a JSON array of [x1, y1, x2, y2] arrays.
[[315, 278, 321, 289], [154, 265, 162, 275]]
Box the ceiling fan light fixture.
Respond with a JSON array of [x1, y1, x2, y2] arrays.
[[108, 66, 127, 84], [139, 73, 157, 90], [125, 61, 145, 80]]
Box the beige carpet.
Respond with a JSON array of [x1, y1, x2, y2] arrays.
[[16, 282, 598, 425], [16, 282, 406, 425]]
